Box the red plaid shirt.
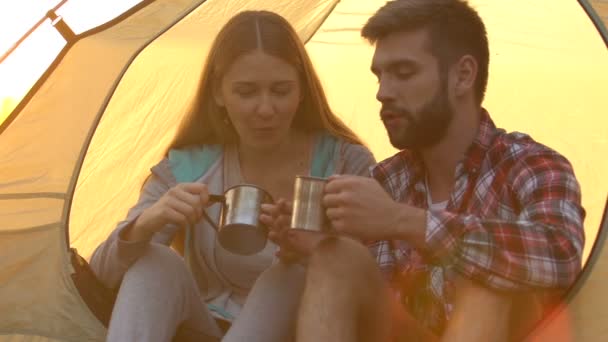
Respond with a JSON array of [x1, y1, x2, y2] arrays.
[[369, 109, 585, 333]]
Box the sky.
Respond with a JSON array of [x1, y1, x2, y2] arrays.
[[0, 0, 141, 123]]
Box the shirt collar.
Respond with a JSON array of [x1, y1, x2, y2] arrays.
[[376, 108, 500, 189], [462, 108, 501, 174]]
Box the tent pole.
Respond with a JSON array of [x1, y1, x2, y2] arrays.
[[0, 0, 70, 64], [47, 9, 76, 42]]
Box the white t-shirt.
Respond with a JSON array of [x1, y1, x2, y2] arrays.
[[426, 177, 448, 210]]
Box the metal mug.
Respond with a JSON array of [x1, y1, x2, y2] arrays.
[[290, 175, 329, 232], [206, 184, 273, 255]]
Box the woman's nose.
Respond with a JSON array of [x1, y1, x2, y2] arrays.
[[256, 93, 275, 118]]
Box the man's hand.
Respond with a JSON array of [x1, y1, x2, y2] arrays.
[[323, 175, 424, 243]]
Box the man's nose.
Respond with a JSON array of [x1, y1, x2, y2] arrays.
[[376, 77, 396, 104]]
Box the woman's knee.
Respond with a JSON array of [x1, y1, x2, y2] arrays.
[[248, 262, 307, 305], [256, 262, 306, 288], [122, 243, 193, 292]]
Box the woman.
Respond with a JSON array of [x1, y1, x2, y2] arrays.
[[90, 10, 375, 342]]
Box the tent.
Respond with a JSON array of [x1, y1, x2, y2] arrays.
[[0, 0, 607, 340]]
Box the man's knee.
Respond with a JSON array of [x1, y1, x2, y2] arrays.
[[307, 236, 379, 282], [307, 237, 383, 292]]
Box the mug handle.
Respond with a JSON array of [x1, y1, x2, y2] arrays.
[[184, 193, 224, 271], [202, 193, 225, 231], [208, 194, 225, 205]]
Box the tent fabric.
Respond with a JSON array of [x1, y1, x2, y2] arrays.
[[527, 199, 608, 342], [588, 0, 608, 26], [0, 0, 335, 341], [0, 0, 607, 341], [0, 0, 340, 340]]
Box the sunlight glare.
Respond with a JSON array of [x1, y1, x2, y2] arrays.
[[0, 0, 142, 125], [0, 21, 64, 124], [57, 0, 143, 34]]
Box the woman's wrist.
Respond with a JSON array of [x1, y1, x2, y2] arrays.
[[122, 214, 155, 242]]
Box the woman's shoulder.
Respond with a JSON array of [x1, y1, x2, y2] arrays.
[[319, 133, 375, 163], [167, 144, 222, 158], [314, 132, 376, 176], [165, 144, 224, 183], [339, 141, 376, 169]]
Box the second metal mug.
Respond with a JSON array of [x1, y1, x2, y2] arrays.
[[206, 184, 273, 255], [290, 175, 328, 232]]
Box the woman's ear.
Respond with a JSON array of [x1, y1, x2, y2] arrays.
[[213, 80, 225, 107], [452, 55, 478, 98]]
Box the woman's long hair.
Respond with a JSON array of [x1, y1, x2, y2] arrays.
[[166, 10, 364, 153]]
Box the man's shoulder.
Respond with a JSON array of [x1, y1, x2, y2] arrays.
[[488, 129, 574, 173], [492, 130, 560, 156]]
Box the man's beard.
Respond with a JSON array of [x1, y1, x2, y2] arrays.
[[381, 82, 453, 150]]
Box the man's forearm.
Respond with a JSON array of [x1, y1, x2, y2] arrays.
[[390, 204, 428, 250]]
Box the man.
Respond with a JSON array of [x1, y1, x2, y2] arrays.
[[262, 0, 585, 341]]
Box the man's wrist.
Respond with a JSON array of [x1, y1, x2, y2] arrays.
[[391, 203, 427, 249]]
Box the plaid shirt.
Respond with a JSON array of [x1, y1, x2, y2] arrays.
[[369, 109, 585, 334]]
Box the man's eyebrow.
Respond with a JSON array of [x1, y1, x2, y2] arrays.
[[371, 59, 418, 74]]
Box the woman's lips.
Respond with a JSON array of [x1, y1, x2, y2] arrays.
[[253, 126, 276, 131], [251, 126, 278, 136]]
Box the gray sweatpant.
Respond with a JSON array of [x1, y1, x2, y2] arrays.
[[106, 244, 306, 342]]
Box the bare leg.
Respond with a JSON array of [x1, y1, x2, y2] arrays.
[[295, 236, 391, 342], [441, 277, 512, 342]]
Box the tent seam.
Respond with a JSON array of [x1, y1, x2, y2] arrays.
[[0, 222, 62, 234], [0, 193, 65, 200], [579, 0, 608, 47], [302, 0, 342, 44]]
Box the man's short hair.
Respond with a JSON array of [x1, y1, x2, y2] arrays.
[[362, 0, 489, 104]]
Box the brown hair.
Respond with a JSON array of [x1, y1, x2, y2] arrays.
[[167, 10, 363, 153], [361, 0, 489, 104]]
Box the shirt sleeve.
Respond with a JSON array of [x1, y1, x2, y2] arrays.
[[339, 142, 377, 177], [88, 169, 180, 289], [424, 152, 585, 291]]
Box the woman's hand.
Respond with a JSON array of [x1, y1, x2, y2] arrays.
[[127, 182, 210, 241], [260, 199, 328, 262]]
